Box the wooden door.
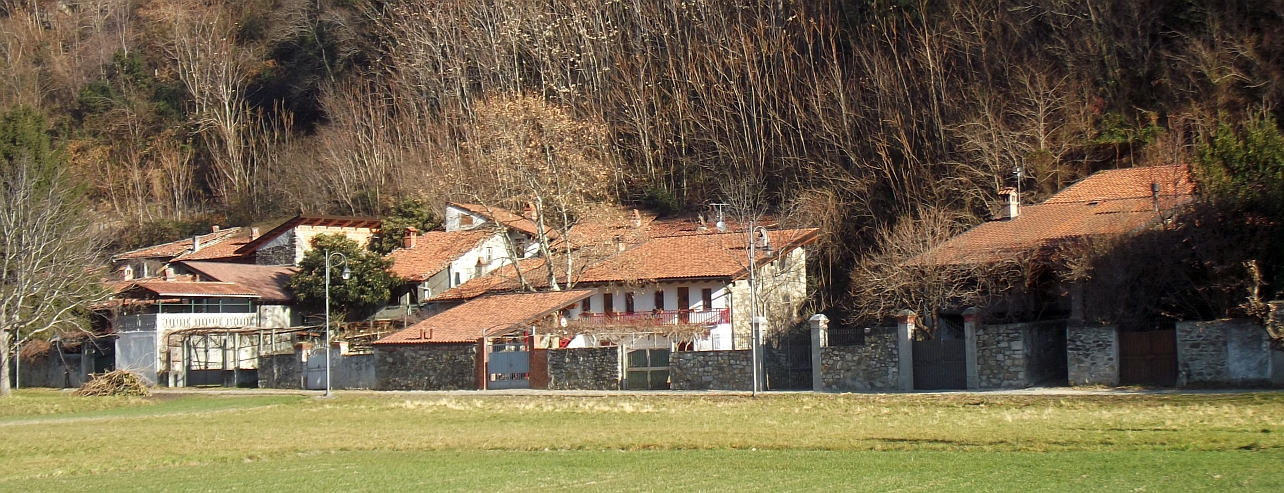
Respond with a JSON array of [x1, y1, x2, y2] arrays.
[[1119, 330, 1177, 386]]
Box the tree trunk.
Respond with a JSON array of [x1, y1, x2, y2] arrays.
[[1, 329, 12, 397]]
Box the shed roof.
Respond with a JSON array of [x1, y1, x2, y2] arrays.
[[375, 289, 591, 344], [177, 261, 298, 303], [121, 280, 260, 299]]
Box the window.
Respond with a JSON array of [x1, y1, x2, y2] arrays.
[[454, 272, 462, 286], [654, 290, 665, 311], [701, 288, 713, 311], [157, 297, 253, 314], [625, 292, 635, 314], [486, 247, 494, 262], [603, 293, 614, 314], [460, 214, 474, 226]]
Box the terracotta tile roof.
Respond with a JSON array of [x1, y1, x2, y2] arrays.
[[576, 228, 819, 284], [112, 227, 245, 262], [234, 215, 381, 255], [450, 203, 545, 238], [177, 261, 298, 303], [431, 257, 552, 302], [915, 165, 1195, 266], [122, 280, 260, 298], [173, 230, 254, 262], [375, 289, 592, 344], [387, 230, 494, 282]]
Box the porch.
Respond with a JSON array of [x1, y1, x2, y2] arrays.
[[577, 308, 730, 326]]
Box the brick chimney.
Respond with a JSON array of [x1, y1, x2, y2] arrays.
[[631, 209, 642, 228], [998, 187, 1019, 220], [164, 267, 176, 281], [403, 227, 419, 249]]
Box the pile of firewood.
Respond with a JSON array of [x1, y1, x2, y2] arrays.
[[73, 370, 151, 397]]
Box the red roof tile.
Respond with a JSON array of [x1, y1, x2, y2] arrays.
[[575, 228, 819, 284], [375, 289, 592, 344], [177, 261, 298, 303], [450, 203, 545, 238], [431, 257, 553, 302], [113, 228, 245, 262], [234, 215, 381, 255], [122, 280, 260, 298], [387, 230, 493, 282], [915, 165, 1195, 266]]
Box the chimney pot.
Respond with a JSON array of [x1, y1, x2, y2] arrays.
[[631, 209, 642, 228], [998, 187, 1019, 220], [211, 225, 220, 233], [164, 267, 176, 281], [615, 235, 626, 253], [250, 227, 260, 240], [404, 227, 419, 249], [523, 202, 537, 220], [191, 235, 201, 252]]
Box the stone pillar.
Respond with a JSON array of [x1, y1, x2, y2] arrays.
[[1066, 325, 1119, 386], [962, 307, 980, 390], [809, 314, 829, 392], [895, 310, 916, 391]]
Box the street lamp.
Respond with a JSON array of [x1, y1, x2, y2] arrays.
[[323, 249, 350, 397]]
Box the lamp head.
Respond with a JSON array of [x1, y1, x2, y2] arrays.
[[341, 266, 351, 280]]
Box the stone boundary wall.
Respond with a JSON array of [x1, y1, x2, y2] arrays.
[[976, 323, 1026, 388], [670, 350, 752, 390], [374, 343, 477, 390], [1067, 325, 1118, 386], [257, 353, 300, 389], [329, 350, 375, 389], [547, 347, 621, 390], [1177, 319, 1275, 386], [819, 327, 898, 392]]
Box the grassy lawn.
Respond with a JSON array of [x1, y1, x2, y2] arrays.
[[1, 389, 1281, 491]]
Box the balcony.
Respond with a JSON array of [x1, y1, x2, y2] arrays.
[[576, 308, 730, 326], [114, 313, 261, 333]]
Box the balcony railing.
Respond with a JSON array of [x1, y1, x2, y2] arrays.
[[577, 308, 730, 326], [114, 313, 261, 332]]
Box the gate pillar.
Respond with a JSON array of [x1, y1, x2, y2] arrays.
[[962, 308, 980, 390], [895, 310, 916, 391], [809, 314, 828, 392]]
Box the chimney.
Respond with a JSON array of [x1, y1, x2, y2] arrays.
[[1151, 182, 1160, 212], [250, 227, 260, 240], [998, 187, 1019, 220], [614, 235, 626, 253], [164, 267, 176, 281], [631, 209, 642, 228], [523, 202, 537, 220], [122, 264, 134, 281], [211, 225, 220, 233], [191, 235, 201, 252], [403, 227, 419, 249]]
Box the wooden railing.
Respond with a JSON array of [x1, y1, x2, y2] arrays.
[[577, 308, 730, 326]]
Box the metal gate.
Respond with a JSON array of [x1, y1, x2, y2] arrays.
[[626, 348, 671, 390], [912, 338, 967, 390], [766, 344, 812, 390], [487, 341, 530, 389], [1120, 330, 1177, 386], [305, 347, 327, 390]]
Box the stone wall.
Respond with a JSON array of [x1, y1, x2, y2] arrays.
[[547, 347, 621, 390], [819, 326, 899, 392], [976, 323, 1026, 388], [329, 350, 376, 389], [1177, 319, 1274, 386], [255, 234, 296, 266], [256, 353, 301, 388], [670, 350, 752, 390], [1067, 325, 1118, 386], [374, 343, 477, 390]]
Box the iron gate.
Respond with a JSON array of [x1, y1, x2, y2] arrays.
[[1119, 330, 1177, 386], [766, 344, 812, 390], [487, 341, 530, 389], [912, 338, 967, 390]]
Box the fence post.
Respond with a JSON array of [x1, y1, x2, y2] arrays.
[[809, 314, 829, 392], [962, 307, 980, 390], [895, 310, 916, 391]]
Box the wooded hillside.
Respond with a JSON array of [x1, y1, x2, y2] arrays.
[[4, 0, 1283, 323]]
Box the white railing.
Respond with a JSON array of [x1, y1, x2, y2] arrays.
[[114, 313, 260, 332]]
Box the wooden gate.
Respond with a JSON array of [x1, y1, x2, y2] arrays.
[[1119, 330, 1177, 386], [626, 348, 671, 390], [912, 338, 967, 390]]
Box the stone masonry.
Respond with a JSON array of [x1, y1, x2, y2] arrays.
[[976, 323, 1026, 388], [820, 327, 899, 392], [374, 343, 477, 390], [1177, 319, 1273, 386], [670, 350, 752, 390], [1067, 325, 1118, 386], [547, 347, 621, 390], [257, 353, 300, 389]]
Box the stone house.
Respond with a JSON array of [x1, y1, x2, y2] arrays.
[[234, 214, 382, 266], [110, 225, 253, 280], [901, 164, 1197, 389]]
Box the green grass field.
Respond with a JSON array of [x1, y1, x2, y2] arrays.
[[1, 390, 1281, 491]]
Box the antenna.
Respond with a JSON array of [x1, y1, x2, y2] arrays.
[[710, 203, 729, 232]]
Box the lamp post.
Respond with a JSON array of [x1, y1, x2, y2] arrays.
[[323, 249, 350, 397]]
